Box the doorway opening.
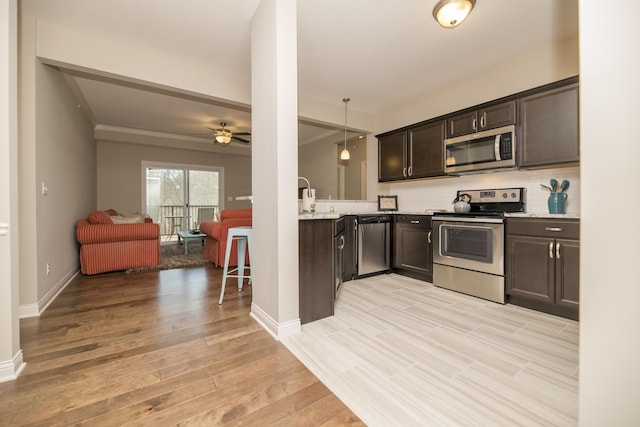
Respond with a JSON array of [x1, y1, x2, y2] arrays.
[[143, 162, 224, 242]]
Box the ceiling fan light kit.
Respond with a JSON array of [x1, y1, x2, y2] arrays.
[[215, 133, 232, 144], [340, 97, 351, 161], [433, 0, 476, 29], [208, 122, 251, 145]]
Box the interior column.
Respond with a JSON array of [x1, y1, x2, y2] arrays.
[[0, 0, 25, 382], [249, 0, 300, 338]]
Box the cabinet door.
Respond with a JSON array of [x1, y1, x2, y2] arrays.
[[378, 131, 407, 181], [506, 235, 555, 303], [478, 100, 516, 130], [394, 221, 433, 281], [520, 83, 579, 167], [299, 220, 334, 324], [408, 120, 445, 178], [555, 238, 580, 314], [447, 111, 477, 138]]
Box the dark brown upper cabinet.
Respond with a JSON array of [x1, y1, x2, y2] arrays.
[[378, 120, 445, 182], [519, 82, 579, 167], [446, 100, 516, 138]]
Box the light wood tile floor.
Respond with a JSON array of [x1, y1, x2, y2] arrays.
[[283, 274, 579, 427]]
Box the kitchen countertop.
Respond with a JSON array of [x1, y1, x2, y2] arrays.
[[299, 211, 581, 220], [504, 212, 581, 219]]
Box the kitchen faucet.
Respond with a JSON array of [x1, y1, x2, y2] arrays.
[[298, 177, 312, 197]]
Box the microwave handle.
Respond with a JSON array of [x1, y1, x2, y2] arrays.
[[494, 134, 501, 161]]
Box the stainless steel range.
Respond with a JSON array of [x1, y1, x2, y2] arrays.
[[432, 188, 525, 304]]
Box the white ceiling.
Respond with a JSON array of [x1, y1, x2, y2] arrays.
[[21, 0, 579, 149]]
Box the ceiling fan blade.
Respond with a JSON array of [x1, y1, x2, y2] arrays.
[[232, 136, 251, 144], [234, 132, 252, 136]]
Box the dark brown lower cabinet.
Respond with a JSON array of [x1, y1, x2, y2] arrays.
[[393, 215, 433, 282], [506, 218, 579, 320], [299, 219, 337, 324]]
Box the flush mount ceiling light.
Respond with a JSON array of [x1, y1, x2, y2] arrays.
[[433, 0, 476, 29], [340, 98, 351, 161]]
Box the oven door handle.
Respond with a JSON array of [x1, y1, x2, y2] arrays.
[[432, 216, 504, 224], [494, 134, 501, 160]]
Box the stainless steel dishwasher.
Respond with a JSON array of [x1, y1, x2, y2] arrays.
[[356, 215, 391, 277]]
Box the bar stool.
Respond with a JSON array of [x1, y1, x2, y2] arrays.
[[219, 226, 253, 305]]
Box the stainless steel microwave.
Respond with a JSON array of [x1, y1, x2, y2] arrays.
[[444, 124, 517, 175]]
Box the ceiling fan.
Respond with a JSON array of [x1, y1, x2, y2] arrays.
[[207, 122, 251, 145]]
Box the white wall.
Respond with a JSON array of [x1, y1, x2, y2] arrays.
[[579, 0, 640, 423], [19, 21, 96, 314], [96, 141, 252, 214]]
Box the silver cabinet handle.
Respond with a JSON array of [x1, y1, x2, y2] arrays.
[[427, 231, 432, 244], [556, 242, 560, 259], [549, 242, 554, 259], [450, 121, 454, 135], [472, 118, 477, 131], [403, 167, 407, 178], [410, 220, 420, 224], [480, 112, 486, 128], [338, 235, 345, 250], [408, 166, 412, 176], [545, 227, 563, 232]]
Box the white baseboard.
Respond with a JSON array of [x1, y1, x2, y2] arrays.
[[18, 303, 39, 318], [19, 267, 80, 318], [0, 350, 26, 383], [250, 303, 301, 341]]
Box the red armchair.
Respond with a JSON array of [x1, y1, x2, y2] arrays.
[[199, 208, 252, 268], [76, 209, 160, 275]]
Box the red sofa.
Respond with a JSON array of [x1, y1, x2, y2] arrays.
[[199, 208, 252, 268], [76, 209, 160, 275]]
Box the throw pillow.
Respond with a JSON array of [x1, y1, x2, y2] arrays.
[[110, 215, 143, 224], [87, 210, 112, 224]]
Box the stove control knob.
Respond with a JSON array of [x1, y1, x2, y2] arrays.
[[502, 193, 508, 198], [511, 192, 517, 199]]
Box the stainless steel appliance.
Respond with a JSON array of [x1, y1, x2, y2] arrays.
[[445, 124, 517, 175], [432, 188, 525, 303], [357, 215, 391, 277]]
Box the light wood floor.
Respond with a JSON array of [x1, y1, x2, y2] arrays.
[[0, 265, 363, 426], [283, 274, 579, 427]]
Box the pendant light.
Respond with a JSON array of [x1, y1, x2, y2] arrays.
[[340, 98, 351, 161], [433, 0, 476, 29]]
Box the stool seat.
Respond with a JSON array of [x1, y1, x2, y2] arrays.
[[219, 226, 253, 304]]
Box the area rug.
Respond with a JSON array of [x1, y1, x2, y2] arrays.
[[126, 242, 209, 274]]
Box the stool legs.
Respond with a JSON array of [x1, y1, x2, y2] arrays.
[[219, 231, 252, 305], [236, 237, 246, 292], [219, 235, 235, 305]]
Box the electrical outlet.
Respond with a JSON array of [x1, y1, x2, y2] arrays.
[[46, 262, 51, 276]]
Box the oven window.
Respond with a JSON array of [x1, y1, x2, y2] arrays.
[[441, 225, 493, 263]]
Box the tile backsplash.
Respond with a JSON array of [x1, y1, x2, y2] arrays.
[[386, 166, 580, 215]]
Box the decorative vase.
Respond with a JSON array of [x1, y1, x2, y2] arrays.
[[548, 192, 568, 214]]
